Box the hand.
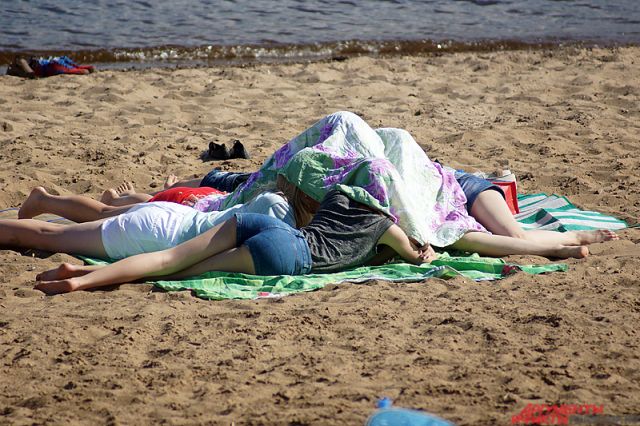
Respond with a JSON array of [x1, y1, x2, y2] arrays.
[[417, 244, 438, 264], [409, 236, 429, 251], [409, 239, 438, 264]]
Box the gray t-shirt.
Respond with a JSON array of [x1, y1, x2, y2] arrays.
[[300, 190, 394, 273]]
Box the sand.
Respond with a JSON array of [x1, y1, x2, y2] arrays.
[[0, 46, 639, 425]]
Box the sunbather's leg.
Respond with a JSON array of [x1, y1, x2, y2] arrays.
[[165, 177, 203, 190], [470, 190, 618, 245], [19, 187, 131, 222], [0, 218, 108, 258], [34, 246, 253, 295], [450, 231, 588, 259], [36, 263, 100, 281], [35, 245, 254, 284], [34, 217, 255, 294], [100, 182, 152, 206]]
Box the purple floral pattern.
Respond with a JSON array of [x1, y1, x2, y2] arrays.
[[195, 111, 486, 247]]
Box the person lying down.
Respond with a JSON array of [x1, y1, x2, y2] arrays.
[[2, 112, 619, 295], [31, 189, 436, 295]]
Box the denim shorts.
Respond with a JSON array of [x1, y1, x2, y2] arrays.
[[454, 172, 505, 211], [200, 169, 251, 193], [235, 213, 312, 276]]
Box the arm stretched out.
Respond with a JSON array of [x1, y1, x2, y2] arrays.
[[376, 224, 437, 265], [34, 217, 255, 295]]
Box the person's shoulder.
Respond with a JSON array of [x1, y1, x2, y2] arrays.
[[321, 189, 349, 205]]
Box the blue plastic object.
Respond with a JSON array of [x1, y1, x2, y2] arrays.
[[366, 398, 454, 426]]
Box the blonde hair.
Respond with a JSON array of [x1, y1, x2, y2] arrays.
[[276, 175, 319, 228]]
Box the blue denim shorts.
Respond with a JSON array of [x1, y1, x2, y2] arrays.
[[200, 169, 250, 193], [454, 172, 505, 211], [235, 213, 312, 276]]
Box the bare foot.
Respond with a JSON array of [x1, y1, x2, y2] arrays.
[[34, 278, 78, 295], [164, 174, 179, 189], [36, 263, 90, 281], [574, 230, 619, 245], [100, 181, 136, 205], [18, 186, 48, 219], [557, 245, 589, 259]]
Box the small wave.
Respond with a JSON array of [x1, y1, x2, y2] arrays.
[[0, 38, 632, 69]]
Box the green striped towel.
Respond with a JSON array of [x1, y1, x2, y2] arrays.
[[515, 193, 628, 231]]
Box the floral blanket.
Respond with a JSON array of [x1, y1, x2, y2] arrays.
[[195, 111, 485, 247]]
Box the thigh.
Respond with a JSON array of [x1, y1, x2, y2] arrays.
[[37, 220, 109, 259], [455, 172, 505, 211], [469, 189, 524, 237]]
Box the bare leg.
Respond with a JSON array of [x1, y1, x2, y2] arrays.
[[35, 246, 254, 290], [470, 190, 619, 245], [164, 177, 202, 190], [34, 217, 253, 294], [19, 187, 132, 222], [100, 176, 203, 206], [164, 174, 179, 189], [100, 182, 153, 206], [451, 231, 588, 259], [154, 246, 254, 280], [0, 219, 108, 258], [36, 263, 99, 281]]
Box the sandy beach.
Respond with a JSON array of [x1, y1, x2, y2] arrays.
[[1, 46, 639, 425]]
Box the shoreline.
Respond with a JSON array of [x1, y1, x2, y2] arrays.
[[1, 46, 638, 425], [2, 38, 638, 70]]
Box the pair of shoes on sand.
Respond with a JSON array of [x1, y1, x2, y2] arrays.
[[208, 140, 250, 160], [6, 57, 36, 79]]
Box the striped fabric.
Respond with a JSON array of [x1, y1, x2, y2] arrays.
[[515, 193, 628, 231]]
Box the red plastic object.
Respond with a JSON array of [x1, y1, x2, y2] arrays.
[[492, 181, 519, 214]]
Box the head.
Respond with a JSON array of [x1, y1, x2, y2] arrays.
[[276, 174, 320, 228]]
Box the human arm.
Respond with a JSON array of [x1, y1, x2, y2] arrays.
[[376, 224, 437, 265]]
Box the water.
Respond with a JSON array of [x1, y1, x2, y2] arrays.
[[1, 0, 639, 67]]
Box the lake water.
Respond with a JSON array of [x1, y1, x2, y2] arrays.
[[1, 0, 639, 67]]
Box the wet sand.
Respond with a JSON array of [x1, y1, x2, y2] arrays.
[[1, 46, 639, 425]]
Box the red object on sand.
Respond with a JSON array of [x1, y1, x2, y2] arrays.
[[148, 187, 225, 205], [492, 181, 519, 214]]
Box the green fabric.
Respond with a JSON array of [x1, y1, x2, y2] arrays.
[[516, 193, 628, 231], [154, 254, 567, 300], [82, 254, 567, 300], [80, 190, 628, 301]]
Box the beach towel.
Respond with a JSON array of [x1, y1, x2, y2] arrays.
[[516, 193, 628, 231], [1, 182, 631, 300], [79, 193, 631, 299], [81, 253, 567, 300]]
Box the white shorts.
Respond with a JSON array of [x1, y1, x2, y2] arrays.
[[100, 192, 294, 260], [100, 202, 196, 260]]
